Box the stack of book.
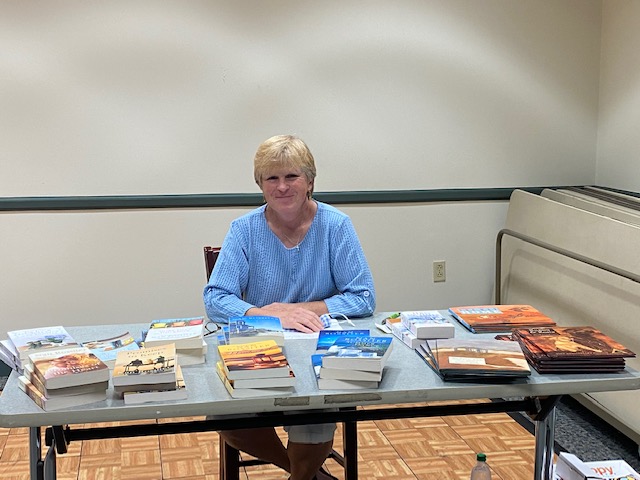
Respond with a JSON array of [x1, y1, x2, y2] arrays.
[[511, 326, 636, 373], [143, 317, 207, 366], [401, 310, 455, 339], [448, 304, 557, 333], [81, 331, 140, 368], [112, 343, 187, 404], [216, 340, 295, 398], [227, 315, 285, 346], [2, 325, 80, 372], [17, 346, 110, 411], [313, 330, 393, 390], [416, 337, 531, 382]]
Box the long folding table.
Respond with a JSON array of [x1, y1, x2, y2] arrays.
[[1, 312, 639, 480]]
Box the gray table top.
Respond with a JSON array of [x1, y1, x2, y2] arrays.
[[2, 311, 639, 428]]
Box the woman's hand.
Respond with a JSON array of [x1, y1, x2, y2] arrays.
[[258, 303, 325, 333]]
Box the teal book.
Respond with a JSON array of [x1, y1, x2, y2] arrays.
[[315, 329, 370, 354]]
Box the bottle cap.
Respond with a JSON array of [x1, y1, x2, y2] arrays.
[[477, 453, 487, 462]]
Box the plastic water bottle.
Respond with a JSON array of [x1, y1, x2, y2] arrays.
[[470, 453, 491, 480]]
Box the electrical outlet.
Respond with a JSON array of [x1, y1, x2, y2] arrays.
[[433, 260, 446, 282]]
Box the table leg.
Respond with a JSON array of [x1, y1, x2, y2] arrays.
[[29, 427, 43, 480], [533, 406, 556, 480]]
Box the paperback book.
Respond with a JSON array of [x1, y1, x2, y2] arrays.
[[143, 317, 206, 350], [24, 363, 109, 397], [448, 304, 557, 333], [312, 354, 379, 390], [216, 361, 294, 398], [18, 376, 107, 411], [215, 361, 296, 388], [217, 340, 292, 380], [400, 310, 455, 339], [228, 315, 285, 346], [417, 337, 531, 382], [28, 346, 110, 390], [314, 329, 371, 354], [321, 335, 393, 372], [112, 343, 178, 387], [122, 366, 188, 404], [7, 325, 80, 365], [81, 331, 140, 368]]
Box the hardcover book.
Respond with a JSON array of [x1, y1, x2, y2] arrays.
[[400, 310, 455, 339], [112, 343, 178, 387], [18, 376, 107, 411], [81, 331, 140, 368], [7, 326, 80, 364], [216, 361, 294, 398], [418, 337, 531, 381], [217, 340, 292, 380], [321, 335, 393, 372], [448, 304, 557, 333], [143, 317, 206, 350], [28, 346, 110, 390], [122, 366, 187, 405], [228, 315, 285, 346], [312, 354, 379, 390]]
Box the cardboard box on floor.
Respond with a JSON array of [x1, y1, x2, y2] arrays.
[[555, 452, 640, 480]]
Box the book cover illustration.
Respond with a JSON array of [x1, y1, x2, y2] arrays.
[[82, 331, 140, 366], [425, 337, 531, 377], [228, 315, 284, 345], [112, 344, 177, 385], [448, 304, 556, 332], [217, 340, 291, 379], [321, 335, 393, 371], [315, 329, 370, 353], [8, 326, 79, 360], [513, 326, 636, 359], [29, 346, 110, 389], [143, 317, 205, 348]]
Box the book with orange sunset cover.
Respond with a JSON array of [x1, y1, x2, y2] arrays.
[[448, 305, 556, 333], [217, 340, 292, 380]]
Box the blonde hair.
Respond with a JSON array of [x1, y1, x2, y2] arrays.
[[253, 135, 317, 196]]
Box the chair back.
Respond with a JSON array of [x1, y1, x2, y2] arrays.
[[204, 246, 221, 280]]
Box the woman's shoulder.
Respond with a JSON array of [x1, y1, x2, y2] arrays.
[[316, 201, 349, 221], [231, 205, 267, 228]]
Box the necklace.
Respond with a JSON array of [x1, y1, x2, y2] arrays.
[[265, 207, 307, 249], [280, 228, 304, 249]]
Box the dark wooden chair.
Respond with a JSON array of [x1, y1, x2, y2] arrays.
[[203, 246, 358, 480]]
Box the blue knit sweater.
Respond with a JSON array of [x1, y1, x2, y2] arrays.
[[203, 202, 376, 323]]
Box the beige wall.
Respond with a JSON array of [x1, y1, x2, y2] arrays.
[[0, 1, 604, 331]]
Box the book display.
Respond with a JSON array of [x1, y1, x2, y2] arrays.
[[122, 366, 188, 405], [512, 326, 636, 374], [227, 315, 285, 346], [6, 325, 80, 369], [112, 343, 178, 388], [24, 363, 109, 397], [400, 310, 455, 339], [27, 346, 110, 390], [81, 331, 140, 368], [311, 354, 379, 390], [448, 304, 557, 333], [217, 340, 292, 381], [143, 317, 206, 365], [417, 337, 531, 382]]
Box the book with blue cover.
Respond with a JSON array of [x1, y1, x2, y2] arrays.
[[321, 335, 393, 372], [315, 329, 370, 354], [228, 316, 284, 346]]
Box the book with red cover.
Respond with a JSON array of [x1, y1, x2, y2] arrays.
[[448, 305, 556, 333]]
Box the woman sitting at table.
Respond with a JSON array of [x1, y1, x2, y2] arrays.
[[204, 134, 376, 480]]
